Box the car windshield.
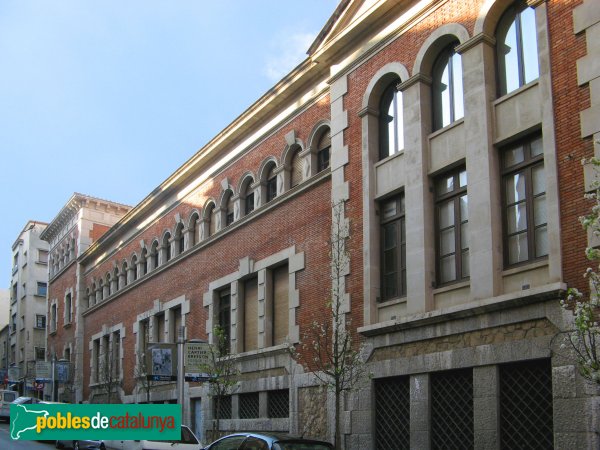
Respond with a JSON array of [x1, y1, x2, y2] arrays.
[[12, 397, 35, 404], [3, 392, 17, 402]]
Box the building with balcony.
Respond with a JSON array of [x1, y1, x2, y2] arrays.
[[8, 220, 49, 394]]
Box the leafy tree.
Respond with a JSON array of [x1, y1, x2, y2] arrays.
[[290, 202, 370, 450], [561, 155, 600, 383], [204, 325, 239, 441]]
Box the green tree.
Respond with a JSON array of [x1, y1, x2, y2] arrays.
[[204, 325, 239, 441], [290, 202, 370, 450]]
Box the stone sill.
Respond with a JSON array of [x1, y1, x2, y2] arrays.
[[228, 343, 289, 363], [433, 280, 470, 295], [374, 149, 404, 168], [502, 258, 548, 277], [377, 296, 407, 309], [428, 117, 464, 141], [358, 281, 566, 337], [493, 79, 539, 109]]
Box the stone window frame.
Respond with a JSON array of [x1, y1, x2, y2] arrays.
[[88, 322, 126, 388], [281, 133, 306, 190], [359, 62, 410, 319], [132, 295, 190, 394], [238, 172, 257, 217], [63, 287, 74, 326], [306, 121, 333, 177], [203, 245, 304, 354], [255, 157, 280, 206], [49, 299, 58, 333], [495, 1, 540, 97]]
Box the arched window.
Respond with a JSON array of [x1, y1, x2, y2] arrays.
[[290, 148, 303, 188], [174, 223, 185, 255], [379, 80, 404, 159], [317, 129, 331, 172], [241, 178, 255, 216], [266, 164, 277, 202], [225, 192, 235, 226], [496, 2, 539, 96], [121, 262, 128, 288], [206, 203, 216, 237], [140, 248, 148, 276], [432, 43, 464, 131], [188, 212, 200, 247], [151, 241, 159, 269], [131, 255, 138, 281], [162, 232, 172, 263]]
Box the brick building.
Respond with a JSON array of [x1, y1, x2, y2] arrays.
[[44, 0, 600, 447]]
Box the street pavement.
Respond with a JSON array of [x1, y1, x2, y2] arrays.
[[0, 421, 56, 450]]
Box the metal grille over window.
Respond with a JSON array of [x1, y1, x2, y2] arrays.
[[239, 392, 259, 419], [215, 395, 232, 420], [431, 369, 473, 449], [374, 376, 410, 450], [267, 389, 289, 418], [500, 359, 553, 449]]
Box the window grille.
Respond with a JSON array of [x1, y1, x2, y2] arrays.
[[431, 369, 473, 449], [267, 389, 289, 418], [214, 395, 232, 420], [239, 392, 259, 419], [374, 376, 410, 450], [500, 359, 553, 449]]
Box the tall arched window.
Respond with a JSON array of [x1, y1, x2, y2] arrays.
[[140, 249, 148, 276], [189, 212, 200, 247], [242, 179, 255, 216], [379, 80, 404, 159], [131, 255, 138, 281], [432, 43, 464, 131], [317, 129, 331, 172], [496, 2, 539, 96], [121, 262, 128, 288], [151, 241, 159, 269], [290, 148, 303, 188], [174, 223, 185, 255], [206, 203, 216, 237], [225, 192, 235, 226], [266, 165, 277, 202], [162, 232, 172, 263]]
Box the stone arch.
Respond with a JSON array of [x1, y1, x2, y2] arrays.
[[412, 23, 470, 75], [362, 62, 410, 111], [474, 0, 516, 36]]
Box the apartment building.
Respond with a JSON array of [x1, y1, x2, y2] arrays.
[[44, 0, 600, 447], [8, 221, 49, 394], [40, 194, 131, 402]]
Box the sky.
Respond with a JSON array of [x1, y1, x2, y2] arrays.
[[0, 0, 339, 288]]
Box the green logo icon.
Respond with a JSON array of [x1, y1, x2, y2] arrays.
[[10, 404, 181, 441]]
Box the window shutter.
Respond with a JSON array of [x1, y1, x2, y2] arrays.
[[244, 278, 258, 351], [273, 264, 289, 346], [291, 150, 303, 187]]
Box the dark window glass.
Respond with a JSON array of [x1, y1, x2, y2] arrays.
[[218, 289, 231, 354], [380, 194, 406, 301], [266, 166, 277, 202], [379, 80, 404, 159], [496, 2, 539, 96], [432, 43, 464, 131], [435, 168, 469, 285], [36, 282, 47, 296], [245, 191, 255, 215], [502, 135, 546, 266], [317, 129, 331, 172]]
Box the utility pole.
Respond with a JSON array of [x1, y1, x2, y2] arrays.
[[177, 325, 186, 425]]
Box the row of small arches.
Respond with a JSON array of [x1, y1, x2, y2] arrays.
[[85, 122, 331, 307]]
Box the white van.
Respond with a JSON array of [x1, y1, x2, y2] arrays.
[[105, 424, 202, 450], [0, 390, 18, 421]]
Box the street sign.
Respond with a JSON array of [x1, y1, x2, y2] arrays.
[[146, 343, 177, 381], [56, 361, 70, 382], [8, 367, 20, 383], [184, 341, 212, 382], [35, 361, 52, 382], [34, 381, 44, 391]]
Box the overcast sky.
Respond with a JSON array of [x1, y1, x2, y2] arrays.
[[0, 1, 339, 287]]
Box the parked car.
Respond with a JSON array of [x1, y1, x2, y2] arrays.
[[12, 396, 41, 405], [56, 439, 105, 450], [104, 424, 202, 450], [0, 390, 18, 421], [201, 432, 333, 450]]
